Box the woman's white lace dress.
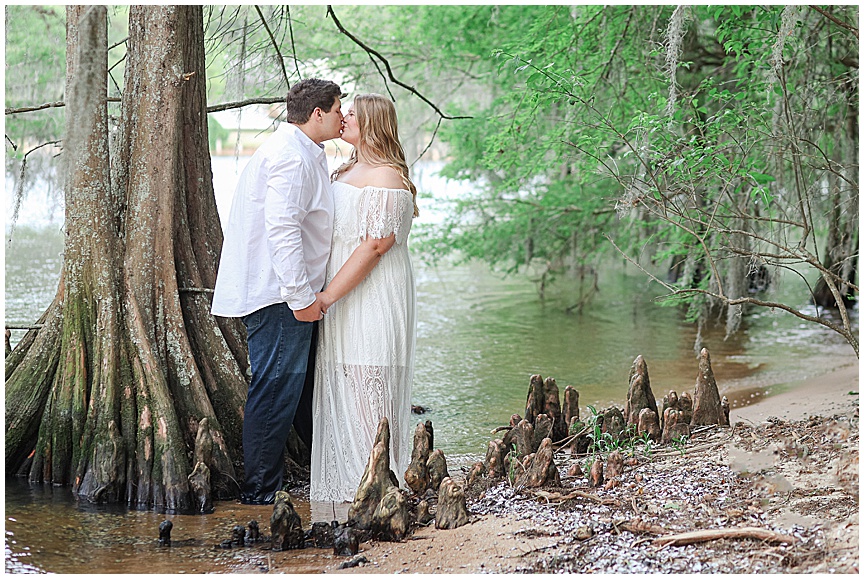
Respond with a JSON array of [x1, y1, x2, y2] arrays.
[[310, 181, 416, 502]]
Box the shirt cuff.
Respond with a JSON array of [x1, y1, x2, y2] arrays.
[[282, 286, 316, 311]]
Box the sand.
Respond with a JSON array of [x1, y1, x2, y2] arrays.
[[732, 357, 859, 424], [323, 356, 860, 574]]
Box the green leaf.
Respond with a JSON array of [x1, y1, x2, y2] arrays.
[[750, 172, 776, 185]]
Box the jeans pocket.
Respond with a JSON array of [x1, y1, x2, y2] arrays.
[[242, 310, 263, 332]]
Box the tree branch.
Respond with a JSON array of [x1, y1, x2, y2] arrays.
[[326, 5, 471, 121], [254, 5, 291, 89], [411, 116, 442, 167], [605, 233, 858, 356], [206, 97, 286, 113], [286, 6, 302, 80], [9, 96, 290, 117], [654, 527, 797, 547], [808, 6, 859, 39]]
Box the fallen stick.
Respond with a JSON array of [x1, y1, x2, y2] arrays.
[[653, 527, 798, 547], [648, 439, 728, 458], [552, 426, 592, 452], [618, 518, 668, 536], [532, 489, 618, 506]]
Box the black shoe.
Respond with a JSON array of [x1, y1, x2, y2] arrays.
[[240, 492, 276, 505]]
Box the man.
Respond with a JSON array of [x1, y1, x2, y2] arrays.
[[212, 78, 345, 504]]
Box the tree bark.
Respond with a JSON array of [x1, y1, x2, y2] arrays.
[[5, 5, 249, 513]]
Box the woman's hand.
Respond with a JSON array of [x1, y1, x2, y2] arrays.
[[316, 291, 336, 313]]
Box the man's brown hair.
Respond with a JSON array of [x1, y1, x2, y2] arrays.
[[285, 78, 345, 124]]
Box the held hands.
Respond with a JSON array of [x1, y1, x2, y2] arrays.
[[315, 291, 336, 313], [293, 298, 326, 322]]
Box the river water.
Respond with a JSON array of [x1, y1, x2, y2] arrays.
[[4, 157, 857, 573]]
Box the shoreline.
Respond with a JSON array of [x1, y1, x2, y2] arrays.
[[321, 356, 860, 574], [730, 356, 859, 424]]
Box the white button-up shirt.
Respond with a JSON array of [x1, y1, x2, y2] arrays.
[[211, 123, 333, 317]]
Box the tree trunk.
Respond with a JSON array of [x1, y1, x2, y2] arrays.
[[813, 100, 859, 309], [5, 5, 250, 513]]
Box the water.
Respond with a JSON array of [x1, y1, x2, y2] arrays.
[[4, 479, 346, 574], [5, 157, 857, 573]]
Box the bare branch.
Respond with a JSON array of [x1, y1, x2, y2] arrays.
[[254, 5, 291, 89], [411, 116, 442, 167], [206, 97, 286, 113], [108, 36, 128, 51], [286, 6, 302, 80], [7, 101, 70, 115], [8, 140, 62, 241], [598, 7, 634, 85], [326, 5, 471, 121], [8, 96, 287, 116]]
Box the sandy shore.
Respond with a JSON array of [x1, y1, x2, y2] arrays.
[[732, 357, 859, 424], [320, 357, 860, 574]]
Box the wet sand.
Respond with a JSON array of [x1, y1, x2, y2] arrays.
[[731, 357, 859, 423]]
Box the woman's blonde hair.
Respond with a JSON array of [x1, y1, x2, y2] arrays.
[[331, 94, 419, 217]]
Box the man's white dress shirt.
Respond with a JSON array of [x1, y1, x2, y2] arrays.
[[211, 123, 333, 317]]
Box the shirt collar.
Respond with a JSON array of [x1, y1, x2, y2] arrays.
[[282, 123, 326, 156]]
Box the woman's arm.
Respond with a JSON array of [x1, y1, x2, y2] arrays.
[[317, 233, 396, 311]]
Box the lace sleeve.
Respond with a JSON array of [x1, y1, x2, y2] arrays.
[[358, 187, 414, 245]]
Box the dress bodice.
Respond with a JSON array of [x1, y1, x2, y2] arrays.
[[331, 181, 414, 245]]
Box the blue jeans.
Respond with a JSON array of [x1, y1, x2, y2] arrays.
[[241, 302, 317, 504]]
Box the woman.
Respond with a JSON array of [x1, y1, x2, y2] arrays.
[[309, 94, 419, 503]]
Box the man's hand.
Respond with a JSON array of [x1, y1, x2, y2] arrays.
[[292, 299, 325, 322]]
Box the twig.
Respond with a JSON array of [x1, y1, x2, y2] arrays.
[[286, 6, 302, 80], [689, 424, 719, 438], [254, 5, 291, 89], [326, 5, 471, 121], [618, 518, 668, 536], [649, 440, 727, 458], [6, 101, 66, 115], [653, 527, 798, 547], [532, 489, 618, 506], [8, 140, 62, 239], [411, 116, 442, 167], [552, 426, 591, 453], [108, 36, 128, 51], [808, 6, 859, 39]]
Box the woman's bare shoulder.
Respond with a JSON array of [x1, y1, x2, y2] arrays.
[[366, 165, 406, 190]]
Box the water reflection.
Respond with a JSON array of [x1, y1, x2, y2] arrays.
[[5, 479, 338, 574]]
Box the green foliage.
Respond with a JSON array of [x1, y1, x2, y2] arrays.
[[207, 116, 229, 151], [6, 5, 858, 347], [416, 5, 858, 346], [5, 5, 67, 158], [670, 434, 689, 456]]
